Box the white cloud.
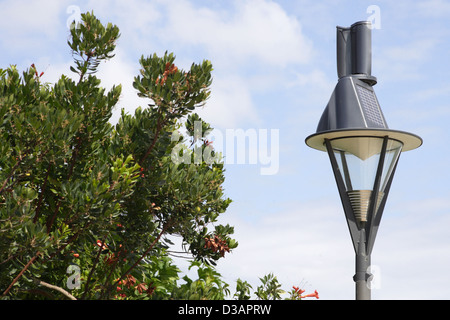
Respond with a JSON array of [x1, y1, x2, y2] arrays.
[[147, 0, 315, 128], [159, 0, 312, 68], [289, 69, 334, 92], [0, 0, 69, 50], [84, 0, 162, 47], [197, 74, 260, 129], [0, 3, 87, 74]]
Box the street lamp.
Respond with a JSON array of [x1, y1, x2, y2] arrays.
[[305, 21, 422, 300]]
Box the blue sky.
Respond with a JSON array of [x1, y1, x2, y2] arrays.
[[2, 0, 450, 300]]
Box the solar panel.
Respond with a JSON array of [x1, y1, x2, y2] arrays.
[[356, 84, 385, 127]]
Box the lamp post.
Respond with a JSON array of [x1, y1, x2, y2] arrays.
[[305, 21, 422, 300]]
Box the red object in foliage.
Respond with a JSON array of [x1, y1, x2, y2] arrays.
[[292, 286, 319, 299], [301, 290, 319, 299]]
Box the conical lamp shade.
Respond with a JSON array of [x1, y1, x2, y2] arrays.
[[329, 136, 402, 226]]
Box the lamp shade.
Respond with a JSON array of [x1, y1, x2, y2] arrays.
[[305, 22, 422, 153], [305, 76, 422, 153], [327, 136, 402, 226]]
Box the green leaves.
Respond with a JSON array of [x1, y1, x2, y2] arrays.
[[174, 261, 230, 300], [133, 52, 213, 119], [255, 273, 285, 300], [234, 279, 253, 300], [68, 11, 120, 78]]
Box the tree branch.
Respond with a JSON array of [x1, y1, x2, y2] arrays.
[[2, 252, 40, 297], [77, 51, 93, 85], [33, 278, 77, 300]]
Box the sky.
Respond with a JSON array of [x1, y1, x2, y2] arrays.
[[1, 0, 450, 300]]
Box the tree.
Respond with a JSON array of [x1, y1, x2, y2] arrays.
[[0, 11, 320, 301], [0, 11, 237, 300]]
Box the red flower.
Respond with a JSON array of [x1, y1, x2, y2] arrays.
[[292, 286, 305, 296], [301, 290, 319, 299]]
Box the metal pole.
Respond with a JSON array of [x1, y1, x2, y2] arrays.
[[354, 229, 372, 300]]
